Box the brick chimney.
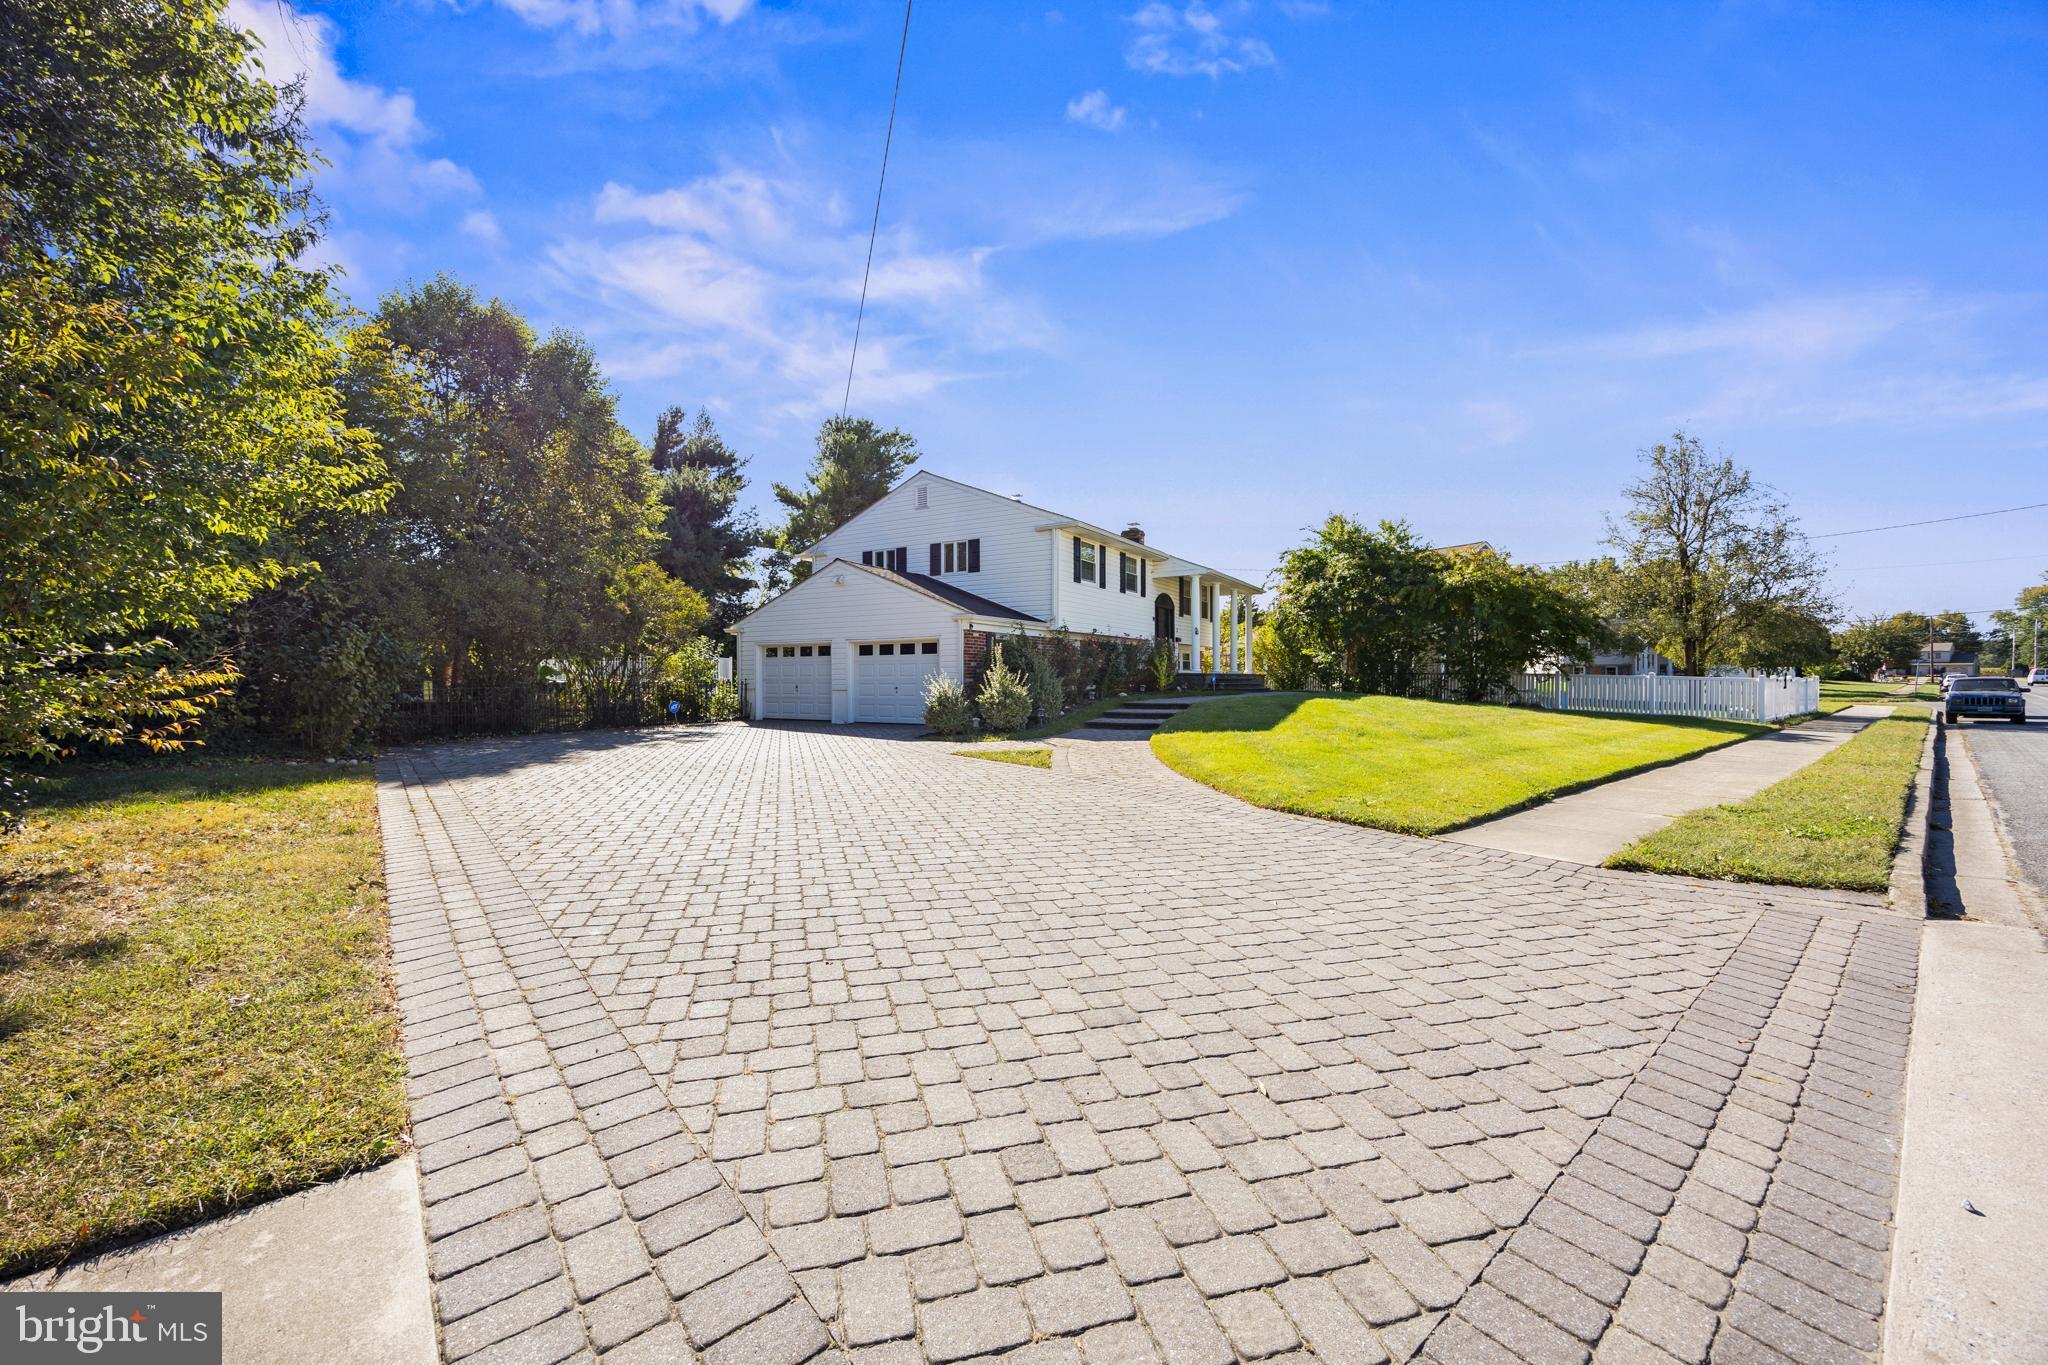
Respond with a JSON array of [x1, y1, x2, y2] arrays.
[[1122, 524, 1145, 544]]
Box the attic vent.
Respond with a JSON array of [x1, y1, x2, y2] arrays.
[[1122, 524, 1145, 544], [915, 485, 928, 509]]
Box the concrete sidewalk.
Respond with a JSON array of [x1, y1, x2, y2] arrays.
[[2, 1158, 437, 1365], [1886, 918, 2048, 1364], [1443, 703, 1890, 865]]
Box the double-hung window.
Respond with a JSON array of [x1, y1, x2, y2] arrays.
[[930, 539, 981, 574], [1118, 553, 1140, 594], [1074, 538, 1099, 585]]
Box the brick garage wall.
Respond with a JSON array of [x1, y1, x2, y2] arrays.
[[963, 629, 993, 695]]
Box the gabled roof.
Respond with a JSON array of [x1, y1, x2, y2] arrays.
[[846, 561, 1041, 622], [799, 469, 1261, 589], [729, 557, 1040, 633]]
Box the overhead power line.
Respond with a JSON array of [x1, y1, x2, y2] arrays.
[[1810, 500, 2048, 539], [840, 0, 914, 420], [1525, 502, 2048, 568]]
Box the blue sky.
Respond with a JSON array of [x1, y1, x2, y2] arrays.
[[230, 0, 2048, 620]]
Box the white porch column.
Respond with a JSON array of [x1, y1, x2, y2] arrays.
[[1189, 574, 1203, 675], [1226, 593, 1239, 671], [1243, 596, 1255, 675]]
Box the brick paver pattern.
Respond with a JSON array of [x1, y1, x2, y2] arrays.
[[378, 722, 1918, 1364]]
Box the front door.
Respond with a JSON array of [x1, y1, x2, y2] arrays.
[[1154, 592, 1175, 641]]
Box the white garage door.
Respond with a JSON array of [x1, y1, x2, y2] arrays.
[[854, 640, 941, 724], [760, 644, 831, 721]]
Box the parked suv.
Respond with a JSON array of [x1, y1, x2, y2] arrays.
[[1944, 675, 2027, 724]]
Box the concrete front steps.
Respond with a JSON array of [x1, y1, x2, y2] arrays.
[[1084, 697, 1203, 732]]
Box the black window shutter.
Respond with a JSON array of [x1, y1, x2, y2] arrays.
[[1179, 580, 1189, 615], [1098, 543, 1107, 589], [894, 547, 907, 573], [1117, 552, 1128, 594], [1140, 558, 1147, 594], [1072, 536, 1083, 583], [862, 550, 873, 566], [968, 539, 980, 573], [929, 543, 941, 574]]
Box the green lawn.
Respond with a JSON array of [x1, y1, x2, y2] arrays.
[[1150, 693, 1767, 836], [1606, 706, 1930, 890], [0, 763, 406, 1273], [1819, 679, 1936, 713], [956, 747, 1052, 768]]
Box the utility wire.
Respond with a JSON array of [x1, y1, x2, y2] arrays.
[[1810, 500, 2048, 539], [841, 0, 914, 420], [1526, 501, 2048, 567]]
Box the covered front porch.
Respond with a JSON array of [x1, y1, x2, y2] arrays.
[[1150, 557, 1264, 683]]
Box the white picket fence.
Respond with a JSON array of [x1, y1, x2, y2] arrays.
[[1515, 673, 1819, 723]]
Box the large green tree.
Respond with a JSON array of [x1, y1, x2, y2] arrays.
[[1986, 573, 2047, 674], [1831, 613, 1925, 676], [649, 406, 757, 636], [0, 0, 384, 767], [1266, 520, 1598, 698], [1599, 433, 1833, 675], [359, 278, 660, 689], [769, 417, 919, 585]]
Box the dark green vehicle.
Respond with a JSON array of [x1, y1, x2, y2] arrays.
[[1943, 675, 2028, 724]]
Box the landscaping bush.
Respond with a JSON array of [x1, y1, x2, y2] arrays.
[[976, 655, 1033, 733], [922, 673, 974, 736], [1150, 641, 1176, 692], [997, 635, 1064, 722]]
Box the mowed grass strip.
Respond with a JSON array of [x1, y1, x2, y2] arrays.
[[0, 763, 406, 1274], [955, 747, 1053, 768], [1150, 693, 1766, 836], [1606, 706, 1931, 890], [1819, 679, 1936, 713]]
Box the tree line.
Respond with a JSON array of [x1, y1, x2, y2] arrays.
[[1261, 434, 1839, 696], [1, 0, 922, 796]]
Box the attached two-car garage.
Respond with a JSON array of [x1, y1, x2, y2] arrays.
[[733, 557, 1035, 725], [756, 639, 941, 723]]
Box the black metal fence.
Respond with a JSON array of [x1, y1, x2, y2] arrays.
[[381, 679, 746, 743]]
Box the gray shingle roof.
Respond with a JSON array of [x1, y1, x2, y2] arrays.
[[849, 561, 1042, 622]]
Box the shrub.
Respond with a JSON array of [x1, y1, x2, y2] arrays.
[[998, 635, 1065, 722], [922, 672, 974, 736], [1150, 641, 1176, 692], [976, 655, 1032, 733], [705, 679, 741, 721]]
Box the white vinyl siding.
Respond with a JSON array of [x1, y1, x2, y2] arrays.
[[734, 564, 965, 724], [1055, 531, 1163, 640], [807, 474, 1055, 621]]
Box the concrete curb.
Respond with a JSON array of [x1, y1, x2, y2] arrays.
[[1890, 716, 1941, 916]]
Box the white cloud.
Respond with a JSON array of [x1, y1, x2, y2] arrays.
[[1522, 289, 2048, 430], [550, 165, 1014, 414], [460, 210, 505, 245], [544, 132, 1244, 418], [475, 0, 752, 38], [1066, 89, 1128, 132], [225, 0, 478, 208], [1127, 2, 1275, 78]]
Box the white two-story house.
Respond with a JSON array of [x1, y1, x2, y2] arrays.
[[730, 470, 1264, 724]]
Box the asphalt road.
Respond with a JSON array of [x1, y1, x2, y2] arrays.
[[1961, 683, 2048, 902]]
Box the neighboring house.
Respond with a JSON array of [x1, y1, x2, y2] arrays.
[[729, 470, 1263, 724], [1530, 647, 1677, 677], [1911, 642, 1979, 678]]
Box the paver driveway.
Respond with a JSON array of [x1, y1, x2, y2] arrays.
[[379, 723, 1919, 1365]]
